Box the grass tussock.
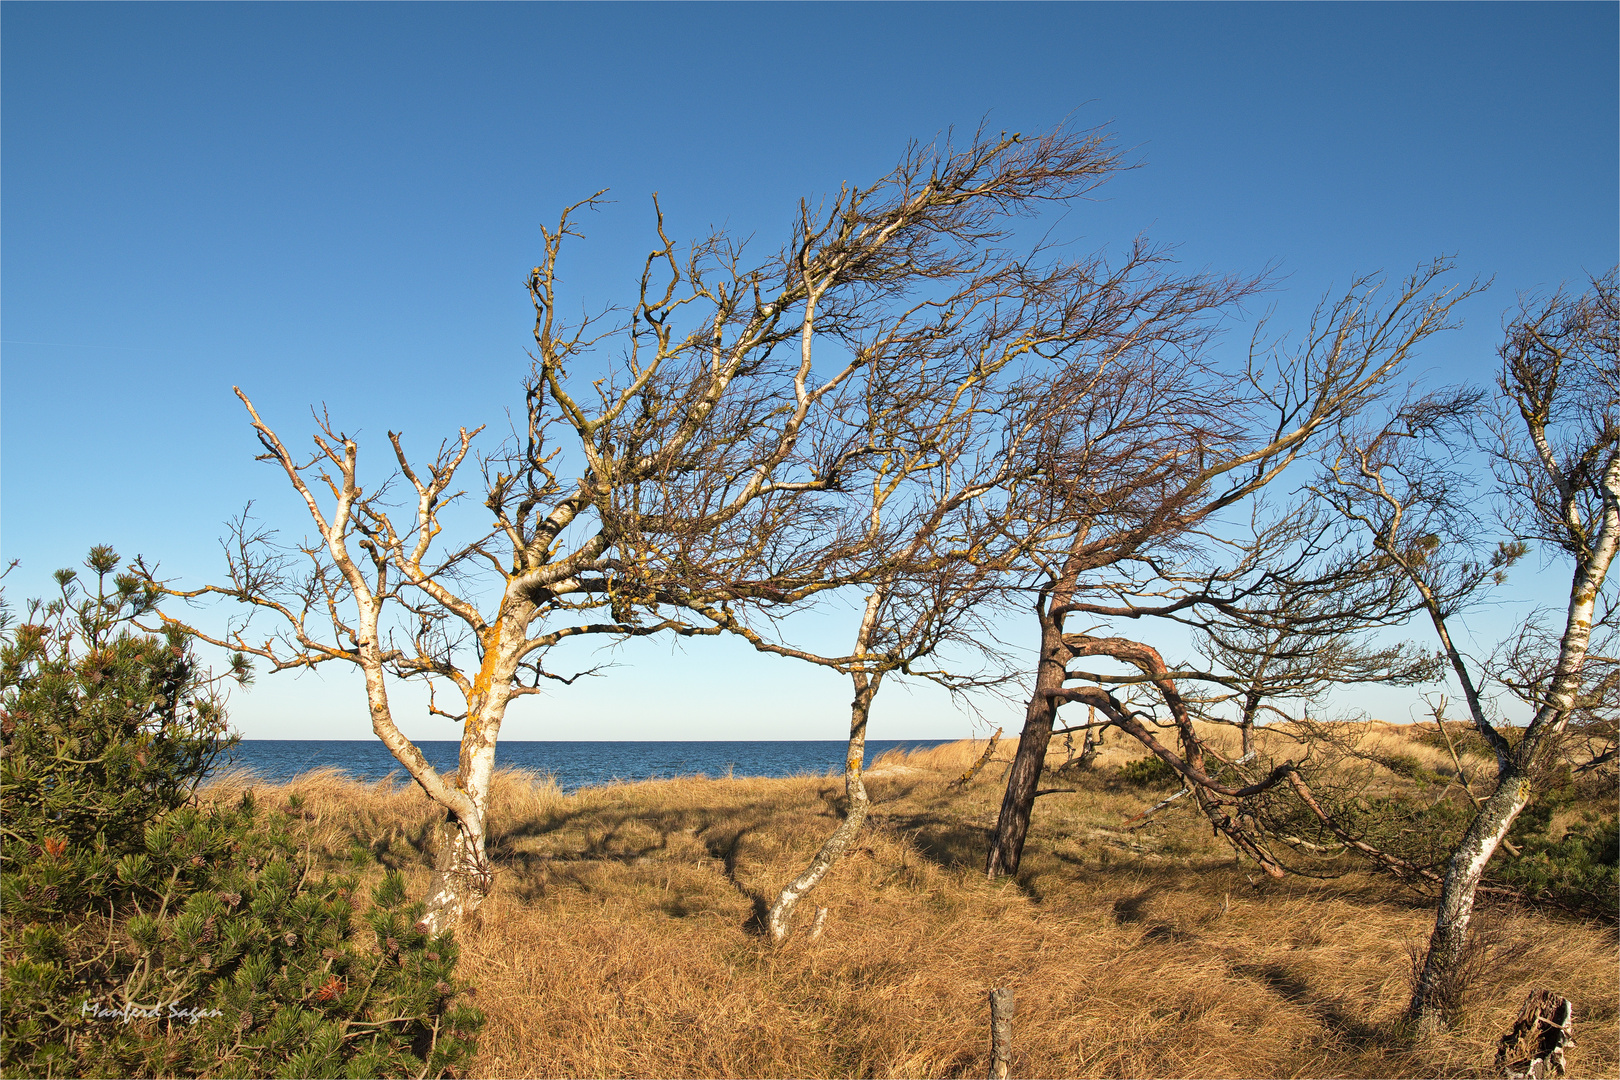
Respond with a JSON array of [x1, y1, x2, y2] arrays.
[[202, 727, 1618, 1079]]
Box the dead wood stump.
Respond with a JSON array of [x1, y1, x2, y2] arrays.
[[1495, 989, 1574, 1079], [952, 729, 1003, 789]]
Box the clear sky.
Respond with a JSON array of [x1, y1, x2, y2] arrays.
[[3, 3, 1615, 741]]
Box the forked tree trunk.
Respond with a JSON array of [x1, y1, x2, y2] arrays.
[[412, 747, 500, 936], [410, 629, 518, 936], [766, 673, 881, 943], [357, 661, 499, 936]]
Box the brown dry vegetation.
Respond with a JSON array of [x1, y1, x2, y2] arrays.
[[202, 725, 1618, 1079]]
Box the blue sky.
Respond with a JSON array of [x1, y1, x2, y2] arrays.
[[3, 3, 1615, 740]]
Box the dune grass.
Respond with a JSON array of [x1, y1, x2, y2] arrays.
[[201, 727, 1618, 1079]]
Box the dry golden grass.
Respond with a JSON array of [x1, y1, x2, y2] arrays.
[[203, 727, 1618, 1080]]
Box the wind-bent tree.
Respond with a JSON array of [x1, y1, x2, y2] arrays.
[[147, 126, 1137, 934], [683, 374, 1023, 945], [677, 327, 1031, 943], [984, 263, 1480, 879], [693, 525, 1019, 945], [1035, 507, 1440, 849], [1319, 271, 1618, 1031]]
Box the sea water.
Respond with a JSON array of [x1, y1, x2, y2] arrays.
[[220, 739, 953, 793]]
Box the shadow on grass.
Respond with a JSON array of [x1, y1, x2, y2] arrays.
[[1112, 886, 1158, 924], [705, 824, 773, 935], [869, 810, 991, 871], [1234, 962, 1392, 1048]]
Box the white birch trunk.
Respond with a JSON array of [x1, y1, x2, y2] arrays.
[[414, 613, 526, 935], [766, 595, 885, 944], [1410, 461, 1616, 1029], [766, 675, 879, 944], [1409, 771, 1529, 1032]]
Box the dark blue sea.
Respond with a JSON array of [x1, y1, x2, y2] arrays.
[[219, 740, 952, 793]]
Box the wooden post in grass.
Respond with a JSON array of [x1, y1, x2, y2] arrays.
[[988, 987, 1014, 1079]]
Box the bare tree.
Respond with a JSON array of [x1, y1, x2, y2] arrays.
[[144, 126, 1138, 934], [695, 552, 1016, 945], [1317, 270, 1618, 1031], [1184, 510, 1441, 757], [984, 262, 1480, 879]]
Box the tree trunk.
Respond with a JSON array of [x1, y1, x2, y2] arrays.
[[1240, 691, 1259, 759], [1078, 713, 1103, 769], [1411, 494, 1614, 1031], [985, 707, 1055, 879], [986, 612, 1067, 878], [412, 631, 514, 936], [416, 810, 492, 935], [1409, 766, 1529, 1030], [765, 672, 881, 943]]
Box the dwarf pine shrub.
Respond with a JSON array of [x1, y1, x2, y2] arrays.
[[1492, 764, 1619, 920], [0, 546, 240, 850], [1247, 739, 1618, 918], [1, 549, 482, 1078], [1118, 754, 1180, 788]]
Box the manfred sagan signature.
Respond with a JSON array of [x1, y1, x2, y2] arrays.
[[79, 1001, 224, 1026]]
